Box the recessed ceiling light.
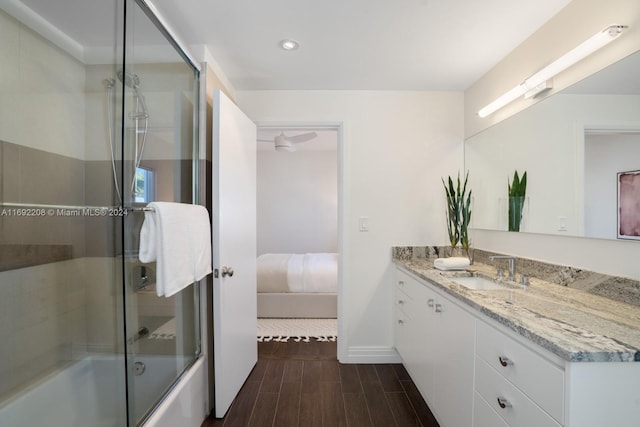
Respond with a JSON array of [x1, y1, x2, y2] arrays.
[[279, 39, 299, 51]]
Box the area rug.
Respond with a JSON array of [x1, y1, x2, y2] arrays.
[[257, 318, 337, 343]]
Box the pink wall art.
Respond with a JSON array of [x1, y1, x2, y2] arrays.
[[618, 170, 640, 240]]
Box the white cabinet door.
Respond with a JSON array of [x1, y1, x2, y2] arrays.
[[212, 89, 257, 417], [394, 268, 475, 426], [433, 291, 475, 427], [395, 271, 437, 405]]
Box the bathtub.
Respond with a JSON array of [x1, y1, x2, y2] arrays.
[[0, 356, 125, 427], [141, 356, 207, 427], [0, 354, 206, 427]]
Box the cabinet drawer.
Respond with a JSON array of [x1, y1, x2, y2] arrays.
[[474, 391, 509, 427], [396, 270, 433, 317], [476, 321, 564, 422], [396, 269, 431, 297], [475, 357, 562, 427]]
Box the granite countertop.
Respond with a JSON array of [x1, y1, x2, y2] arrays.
[[394, 257, 640, 363]]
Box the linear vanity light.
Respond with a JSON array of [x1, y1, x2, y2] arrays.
[[478, 24, 627, 118]]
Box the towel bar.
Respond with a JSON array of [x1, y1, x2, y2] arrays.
[[127, 206, 155, 212], [1, 202, 155, 212]]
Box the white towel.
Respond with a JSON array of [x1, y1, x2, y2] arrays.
[[139, 202, 212, 297], [434, 257, 470, 271]]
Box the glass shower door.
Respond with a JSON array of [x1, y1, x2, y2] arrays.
[[120, 1, 201, 425], [0, 0, 127, 426], [0, 1, 201, 425]]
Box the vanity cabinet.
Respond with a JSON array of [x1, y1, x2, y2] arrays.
[[395, 268, 475, 427], [394, 264, 640, 427]]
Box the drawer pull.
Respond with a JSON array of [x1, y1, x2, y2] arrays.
[[435, 303, 443, 313], [398, 280, 405, 287], [498, 356, 514, 367], [497, 397, 512, 409], [427, 298, 434, 307], [398, 319, 404, 325], [398, 299, 404, 305]]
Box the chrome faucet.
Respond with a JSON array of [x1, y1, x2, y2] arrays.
[[489, 255, 516, 281]]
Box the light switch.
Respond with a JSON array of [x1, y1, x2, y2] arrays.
[[359, 216, 369, 232], [558, 216, 567, 231]]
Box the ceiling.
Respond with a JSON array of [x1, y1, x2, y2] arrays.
[[17, 0, 573, 92], [152, 0, 573, 91]]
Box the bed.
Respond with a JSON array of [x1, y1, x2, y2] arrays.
[[257, 253, 338, 318]]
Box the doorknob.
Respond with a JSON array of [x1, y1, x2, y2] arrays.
[[221, 266, 234, 277]]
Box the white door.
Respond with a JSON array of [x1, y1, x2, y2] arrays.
[[212, 89, 257, 417]]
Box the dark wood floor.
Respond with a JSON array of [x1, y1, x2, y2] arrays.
[[201, 340, 440, 427]]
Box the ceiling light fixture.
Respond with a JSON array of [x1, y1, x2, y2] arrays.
[[279, 39, 299, 51], [478, 24, 627, 118]]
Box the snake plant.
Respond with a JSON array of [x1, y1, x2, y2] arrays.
[[508, 170, 527, 232], [442, 171, 472, 255]]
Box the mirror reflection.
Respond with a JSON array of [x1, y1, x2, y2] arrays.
[[465, 49, 640, 239]]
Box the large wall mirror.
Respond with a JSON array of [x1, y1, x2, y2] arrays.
[[465, 48, 640, 240]]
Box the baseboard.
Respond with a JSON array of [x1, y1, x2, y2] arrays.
[[343, 346, 402, 364]]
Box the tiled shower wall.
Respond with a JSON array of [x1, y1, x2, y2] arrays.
[[0, 140, 121, 399], [0, 141, 121, 261], [0, 259, 86, 398], [0, 8, 119, 399], [1, 141, 89, 257], [0, 139, 194, 398]]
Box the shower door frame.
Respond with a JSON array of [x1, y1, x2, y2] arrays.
[[120, 1, 204, 425]]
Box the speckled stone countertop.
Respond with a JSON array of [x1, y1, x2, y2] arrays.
[[393, 247, 640, 363]]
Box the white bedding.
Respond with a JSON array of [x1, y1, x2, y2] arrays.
[[257, 253, 338, 294]]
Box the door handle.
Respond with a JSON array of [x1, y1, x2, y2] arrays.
[[497, 397, 512, 409], [499, 356, 514, 367], [214, 266, 235, 278]]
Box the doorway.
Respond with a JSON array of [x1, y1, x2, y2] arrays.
[[255, 123, 343, 355], [577, 124, 640, 238]]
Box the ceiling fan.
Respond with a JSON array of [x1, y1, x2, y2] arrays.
[[257, 131, 318, 152]]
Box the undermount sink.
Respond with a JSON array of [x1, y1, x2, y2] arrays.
[[450, 275, 509, 291]]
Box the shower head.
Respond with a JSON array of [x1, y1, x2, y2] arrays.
[[117, 69, 140, 89], [116, 69, 148, 119]]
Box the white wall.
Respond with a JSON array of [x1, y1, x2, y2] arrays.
[[238, 90, 464, 362], [257, 149, 338, 255]]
